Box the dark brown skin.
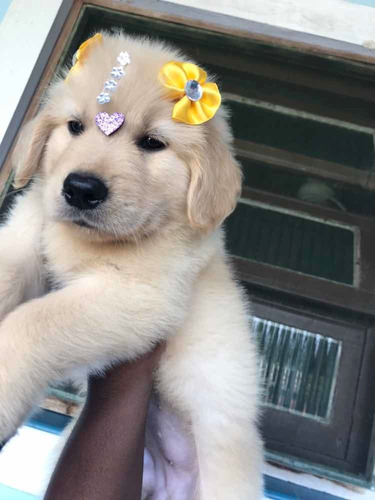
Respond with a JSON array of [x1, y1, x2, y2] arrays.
[[44, 344, 164, 500]]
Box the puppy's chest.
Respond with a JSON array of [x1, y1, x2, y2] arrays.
[[41, 228, 99, 288], [42, 251, 98, 290], [42, 254, 67, 291], [41, 239, 86, 290]]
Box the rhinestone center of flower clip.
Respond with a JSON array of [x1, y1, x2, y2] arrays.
[[96, 51, 131, 105], [185, 80, 203, 102]]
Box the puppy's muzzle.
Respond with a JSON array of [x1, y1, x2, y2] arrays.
[[62, 172, 108, 210]]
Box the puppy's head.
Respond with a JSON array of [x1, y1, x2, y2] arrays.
[[12, 33, 242, 241]]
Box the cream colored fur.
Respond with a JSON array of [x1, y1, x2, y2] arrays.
[[0, 32, 263, 498]]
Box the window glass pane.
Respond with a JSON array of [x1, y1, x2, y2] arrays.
[[226, 202, 355, 284], [255, 316, 341, 422], [241, 159, 375, 217], [229, 100, 374, 170]]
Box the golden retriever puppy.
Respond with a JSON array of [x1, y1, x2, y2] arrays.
[[0, 32, 263, 499]]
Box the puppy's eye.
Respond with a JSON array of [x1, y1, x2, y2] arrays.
[[68, 120, 84, 136], [138, 136, 166, 151]]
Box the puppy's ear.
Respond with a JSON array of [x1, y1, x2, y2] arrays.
[[187, 129, 242, 232], [11, 111, 52, 188]]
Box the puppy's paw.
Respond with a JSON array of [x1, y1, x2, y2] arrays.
[[0, 408, 19, 446], [0, 436, 11, 453], [0, 404, 31, 450], [0, 363, 35, 445], [0, 358, 32, 444]]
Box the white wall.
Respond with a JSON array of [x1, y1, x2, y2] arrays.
[[0, 0, 12, 23], [0, 0, 64, 142], [167, 0, 375, 48]]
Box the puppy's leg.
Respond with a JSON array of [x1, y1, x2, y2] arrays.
[[193, 415, 263, 500], [0, 185, 44, 321], [160, 344, 264, 500], [192, 348, 264, 499], [157, 268, 264, 499], [0, 272, 191, 443]]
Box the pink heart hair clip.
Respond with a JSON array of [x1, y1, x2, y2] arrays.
[[95, 112, 125, 136], [95, 51, 130, 136]]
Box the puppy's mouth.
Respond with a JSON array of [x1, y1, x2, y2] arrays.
[[57, 201, 100, 230], [74, 219, 96, 229], [58, 210, 99, 230]]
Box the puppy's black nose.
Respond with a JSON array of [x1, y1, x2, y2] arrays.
[[63, 173, 108, 210]]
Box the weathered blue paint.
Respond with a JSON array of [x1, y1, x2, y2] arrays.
[[27, 408, 71, 435], [265, 476, 345, 499], [0, 484, 36, 499], [0, 0, 12, 24], [346, 0, 375, 7]]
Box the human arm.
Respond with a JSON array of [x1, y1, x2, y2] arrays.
[[44, 344, 163, 500]]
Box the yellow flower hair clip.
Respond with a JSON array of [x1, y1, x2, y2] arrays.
[[159, 62, 221, 125], [65, 33, 103, 82]]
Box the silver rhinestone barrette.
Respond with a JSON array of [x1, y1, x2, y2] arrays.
[[96, 51, 131, 105]]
